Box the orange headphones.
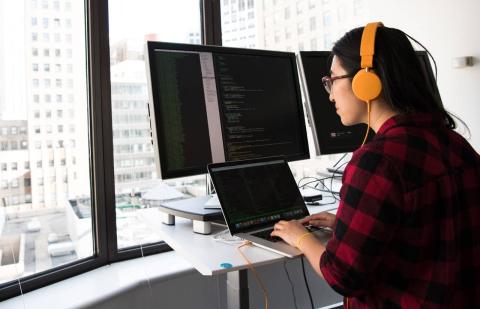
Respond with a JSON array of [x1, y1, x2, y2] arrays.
[[352, 22, 383, 146]]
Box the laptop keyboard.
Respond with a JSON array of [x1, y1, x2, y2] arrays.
[[252, 229, 281, 242], [252, 225, 324, 243]]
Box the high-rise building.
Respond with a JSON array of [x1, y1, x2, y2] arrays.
[[110, 59, 156, 194], [25, 0, 89, 208], [221, 0, 262, 48], [222, 0, 369, 51]]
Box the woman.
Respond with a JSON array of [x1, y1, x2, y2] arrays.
[[271, 23, 480, 308]]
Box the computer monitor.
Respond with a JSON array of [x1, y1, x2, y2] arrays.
[[145, 42, 310, 180], [297, 50, 440, 155]]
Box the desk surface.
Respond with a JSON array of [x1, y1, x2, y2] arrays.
[[140, 203, 338, 276]]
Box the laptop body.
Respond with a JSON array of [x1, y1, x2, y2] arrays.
[[208, 157, 330, 257]]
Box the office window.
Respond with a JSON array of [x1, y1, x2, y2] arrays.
[[1, 163, 6, 171], [10, 141, 18, 150], [11, 179, 19, 188], [323, 11, 332, 27], [108, 0, 201, 249], [0, 0, 94, 291]]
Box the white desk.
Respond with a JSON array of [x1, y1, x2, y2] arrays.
[[140, 203, 338, 309]]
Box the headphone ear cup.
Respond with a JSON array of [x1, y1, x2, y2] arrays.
[[352, 69, 382, 102]]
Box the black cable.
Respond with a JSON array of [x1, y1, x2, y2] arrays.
[[301, 257, 314, 309], [283, 260, 299, 309]]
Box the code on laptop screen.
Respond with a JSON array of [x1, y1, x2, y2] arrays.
[[210, 160, 308, 233]]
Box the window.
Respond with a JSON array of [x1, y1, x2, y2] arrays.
[[108, 0, 201, 249], [310, 17, 316, 31], [11, 179, 19, 188], [0, 0, 94, 295], [1, 163, 6, 171]]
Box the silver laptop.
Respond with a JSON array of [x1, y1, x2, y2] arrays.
[[207, 157, 331, 258]]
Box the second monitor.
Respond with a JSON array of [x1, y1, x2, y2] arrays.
[[146, 42, 310, 180], [297, 50, 440, 156]]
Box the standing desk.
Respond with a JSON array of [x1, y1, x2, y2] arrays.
[[140, 203, 338, 309]]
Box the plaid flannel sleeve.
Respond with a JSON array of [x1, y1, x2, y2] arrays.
[[320, 148, 405, 297]]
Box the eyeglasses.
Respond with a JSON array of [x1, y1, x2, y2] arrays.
[[321, 74, 352, 94]]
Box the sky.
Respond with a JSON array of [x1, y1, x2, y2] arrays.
[[108, 0, 202, 45]]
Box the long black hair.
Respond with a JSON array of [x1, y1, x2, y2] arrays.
[[331, 26, 458, 129]]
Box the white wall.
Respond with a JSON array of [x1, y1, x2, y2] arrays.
[[368, 0, 480, 151]]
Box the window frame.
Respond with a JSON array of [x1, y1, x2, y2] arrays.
[[0, 0, 220, 301]]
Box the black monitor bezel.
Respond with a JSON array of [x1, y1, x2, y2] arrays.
[[146, 41, 310, 179]]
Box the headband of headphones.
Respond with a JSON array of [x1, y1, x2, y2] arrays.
[[360, 22, 384, 70]]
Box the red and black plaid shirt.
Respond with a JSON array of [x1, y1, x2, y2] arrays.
[[320, 113, 480, 308]]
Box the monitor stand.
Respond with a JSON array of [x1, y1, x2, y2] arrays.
[[158, 195, 224, 235]]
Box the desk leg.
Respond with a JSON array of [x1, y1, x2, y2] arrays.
[[226, 269, 249, 309]]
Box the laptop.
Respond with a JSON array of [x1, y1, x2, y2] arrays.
[[207, 157, 331, 257]]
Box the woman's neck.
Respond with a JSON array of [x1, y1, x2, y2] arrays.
[[369, 101, 400, 133]]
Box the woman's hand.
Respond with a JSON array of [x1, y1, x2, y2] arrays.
[[271, 220, 308, 248], [300, 212, 336, 229]]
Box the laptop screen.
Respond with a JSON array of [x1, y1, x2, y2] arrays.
[[208, 158, 309, 234]]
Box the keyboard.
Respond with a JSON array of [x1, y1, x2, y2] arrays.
[[251, 228, 281, 242], [252, 225, 324, 242]]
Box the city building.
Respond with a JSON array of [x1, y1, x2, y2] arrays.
[[24, 0, 90, 208]]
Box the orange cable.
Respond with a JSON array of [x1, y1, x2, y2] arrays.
[[237, 241, 269, 309], [361, 100, 371, 146]]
